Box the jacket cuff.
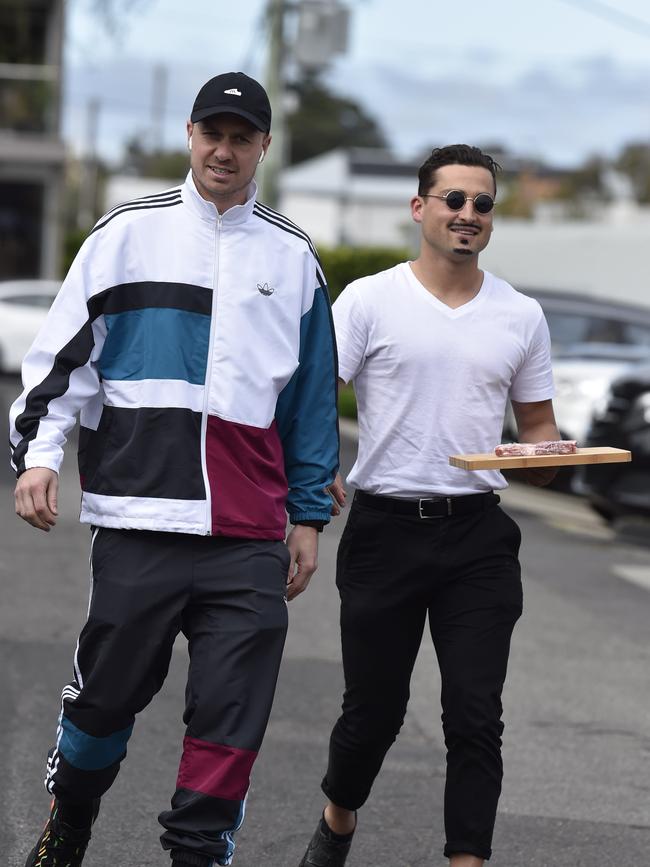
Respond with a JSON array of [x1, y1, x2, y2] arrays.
[[289, 510, 331, 528], [293, 520, 325, 532]]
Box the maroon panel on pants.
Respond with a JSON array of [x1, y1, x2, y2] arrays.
[[177, 736, 257, 801]]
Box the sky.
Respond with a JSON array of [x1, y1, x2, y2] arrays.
[[63, 0, 650, 167]]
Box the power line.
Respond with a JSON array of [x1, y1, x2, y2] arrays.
[[239, 2, 269, 75], [555, 0, 650, 40]]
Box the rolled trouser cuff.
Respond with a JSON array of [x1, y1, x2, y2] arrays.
[[444, 839, 492, 860]]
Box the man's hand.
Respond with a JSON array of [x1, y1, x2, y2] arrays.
[[326, 472, 347, 516], [511, 398, 561, 488], [515, 465, 558, 487], [285, 524, 319, 601], [15, 467, 59, 531]]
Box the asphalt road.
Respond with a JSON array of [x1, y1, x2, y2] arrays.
[[1, 377, 649, 866]]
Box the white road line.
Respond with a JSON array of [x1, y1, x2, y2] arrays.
[[612, 564, 650, 591]]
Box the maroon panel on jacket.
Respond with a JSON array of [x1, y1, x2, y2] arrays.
[[206, 415, 287, 539], [177, 735, 257, 800]]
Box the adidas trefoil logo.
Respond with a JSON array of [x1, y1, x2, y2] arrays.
[[257, 282, 275, 296], [224, 88, 242, 96]]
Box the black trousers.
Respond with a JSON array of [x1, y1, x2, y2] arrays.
[[46, 528, 289, 866], [322, 493, 523, 861]]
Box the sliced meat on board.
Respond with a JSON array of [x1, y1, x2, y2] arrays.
[[494, 440, 578, 457]]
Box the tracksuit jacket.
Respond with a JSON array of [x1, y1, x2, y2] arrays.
[[9, 173, 339, 537]]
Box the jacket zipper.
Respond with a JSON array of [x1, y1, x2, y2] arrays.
[[200, 213, 222, 534]]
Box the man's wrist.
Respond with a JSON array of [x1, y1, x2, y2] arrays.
[[294, 520, 325, 533]]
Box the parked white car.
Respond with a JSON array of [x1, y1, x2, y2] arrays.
[[503, 343, 650, 490], [0, 279, 60, 374], [551, 343, 650, 443]]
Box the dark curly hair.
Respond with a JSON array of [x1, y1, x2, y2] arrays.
[[417, 145, 501, 196]]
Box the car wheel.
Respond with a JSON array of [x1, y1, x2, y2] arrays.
[[545, 465, 575, 493], [589, 501, 615, 523]]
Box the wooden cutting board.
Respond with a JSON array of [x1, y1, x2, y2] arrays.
[[449, 446, 632, 470]]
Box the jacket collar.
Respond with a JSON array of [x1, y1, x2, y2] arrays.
[[182, 170, 257, 225]]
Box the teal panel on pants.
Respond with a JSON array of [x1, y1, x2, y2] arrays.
[[59, 715, 134, 771]]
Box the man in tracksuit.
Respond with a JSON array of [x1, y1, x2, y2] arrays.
[[10, 72, 339, 867]]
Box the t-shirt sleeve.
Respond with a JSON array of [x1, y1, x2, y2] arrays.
[[332, 284, 369, 383], [509, 309, 555, 403]]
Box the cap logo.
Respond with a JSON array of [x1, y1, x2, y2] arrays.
[[224, 88, 242, 96]]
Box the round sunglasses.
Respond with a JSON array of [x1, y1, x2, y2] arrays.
[[422, 190, 495, 215]]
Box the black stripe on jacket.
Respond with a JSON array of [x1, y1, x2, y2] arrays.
[[90, 196, 182, 236], [12, 320, 96, 474], [12, 281, 212, 475], [87, 281, 213, 318], [79, 406, 205, 500], [252, 204, 326, 290], [102, 188, 182, 218]]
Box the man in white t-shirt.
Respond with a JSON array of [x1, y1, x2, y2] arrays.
[[299, 145, 559, 867]]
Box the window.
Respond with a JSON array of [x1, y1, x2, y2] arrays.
[[1, 294, 55, 308], [0, 182, 43, 278], [544, 310, 650, 349]]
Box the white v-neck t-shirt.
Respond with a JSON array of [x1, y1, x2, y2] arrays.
[[333, 262, 555, 497]]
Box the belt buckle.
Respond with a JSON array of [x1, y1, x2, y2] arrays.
[[418, 497, 452, 519]]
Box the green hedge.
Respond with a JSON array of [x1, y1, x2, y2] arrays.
[[338, 383, 357, 420], [319, 245, 411, 301]]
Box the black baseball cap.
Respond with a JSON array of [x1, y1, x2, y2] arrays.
[[190, 72, 272, 132]]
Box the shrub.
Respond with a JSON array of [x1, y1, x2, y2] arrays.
[[319, 245, 410, 301], [338, 383, 357, 420]]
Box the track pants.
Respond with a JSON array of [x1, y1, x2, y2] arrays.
[[45, 527, 289, 865], [321, 493, 523, 861]]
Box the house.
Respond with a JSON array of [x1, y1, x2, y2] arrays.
[[279, 148, 420, 247], [0, 0, 66, 279]]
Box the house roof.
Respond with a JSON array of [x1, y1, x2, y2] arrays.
[[281, 148, 420, 201]]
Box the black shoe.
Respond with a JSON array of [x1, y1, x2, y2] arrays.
[[298, 814, 355, 867], [170, 850, 213, 867], [172, 850, 211, 867], [24, 798, 100, 867]]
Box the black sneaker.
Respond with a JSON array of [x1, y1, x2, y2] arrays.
[[24, 798, 100, 867], [298, 814, 355, 867], [170, 850, 213, 867]]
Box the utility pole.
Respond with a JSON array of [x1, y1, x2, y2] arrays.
[[259, 0, 286, 208], [151, 63, 168, 152], [259, 0, 350, 208], [77, 97, 100, 229]]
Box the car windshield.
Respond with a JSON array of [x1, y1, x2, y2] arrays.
[[553, 342, 650, 363], [544, 311, 650, 350]]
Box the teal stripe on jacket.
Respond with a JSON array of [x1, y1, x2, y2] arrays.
[[100, 308, 211, 383], [276, 284, 339, 521]]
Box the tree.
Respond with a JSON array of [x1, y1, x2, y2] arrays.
[[556, 155, 610, 203], [615, 142, 650, 204], [89, 0, 154, 38], [121, 138, 188, 180], [286, 74, 387, 165]]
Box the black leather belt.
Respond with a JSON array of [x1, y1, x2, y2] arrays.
[[354, 490, 499, 519]]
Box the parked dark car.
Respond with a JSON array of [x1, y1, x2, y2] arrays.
[[576, 362, 650, 521], [502, 290, 650, 491], [521, 288, 650, 352]]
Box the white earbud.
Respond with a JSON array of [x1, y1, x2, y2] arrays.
[[258, 151, 265, 164], [188, 137, 193, 151]]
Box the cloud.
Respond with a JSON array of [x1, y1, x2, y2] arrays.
[[62, 51, 650, 168], [327, 56, 650, 165]]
